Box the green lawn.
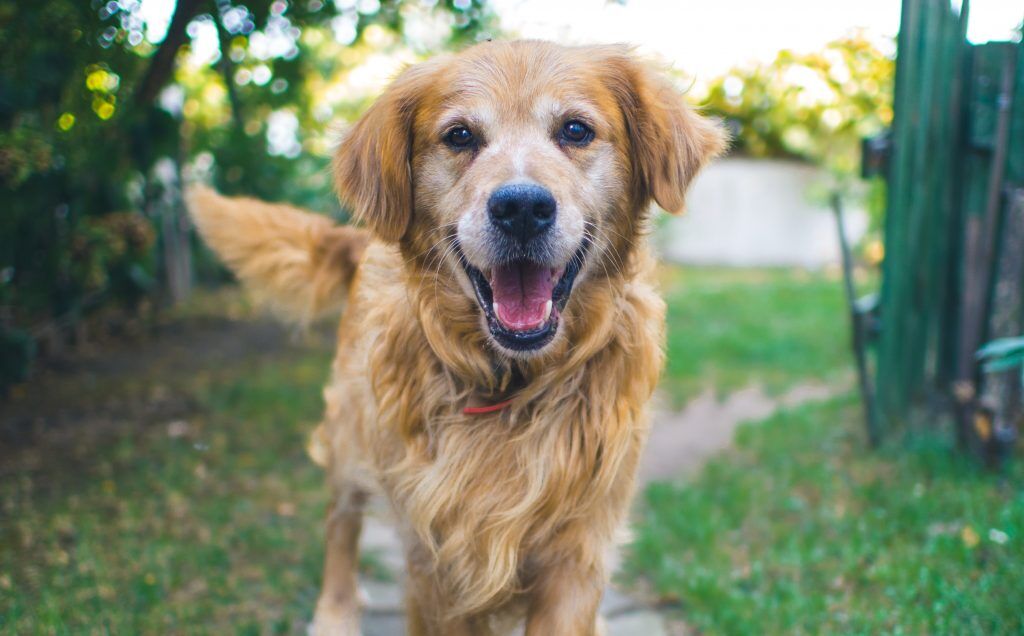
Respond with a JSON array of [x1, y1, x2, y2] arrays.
[[1, 347, 336, 633], [2, 266, 1019, 634], [629, 267, 1023, 635], [627, 397, 1024, 635], [658, 267, 852, 405]]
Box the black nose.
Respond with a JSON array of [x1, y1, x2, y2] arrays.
[[487, 183, 556, 243]]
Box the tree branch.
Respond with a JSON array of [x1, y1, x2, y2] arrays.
[[133, 0, 208, 107], [213, 0, 245, 132]]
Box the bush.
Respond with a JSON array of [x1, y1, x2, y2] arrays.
[[0, 0, 494, 389]]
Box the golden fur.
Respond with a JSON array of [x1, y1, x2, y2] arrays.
[[186, 187, 369, 325], [188, 40, 724, 635]]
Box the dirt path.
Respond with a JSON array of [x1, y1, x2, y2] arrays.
[[639, 383, 840, 485]]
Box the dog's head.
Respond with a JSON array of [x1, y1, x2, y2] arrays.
[[335, 41, 724, 357]]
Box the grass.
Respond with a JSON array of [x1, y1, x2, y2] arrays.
[[4, 265, 1018, 634], [0, 333, 343, 633], [627, 397, 1024, 634], [634, 265, 1023, 633], [659, 267, 852, 404]]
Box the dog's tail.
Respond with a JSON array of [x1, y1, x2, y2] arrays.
[[186, 186, 369, 325]]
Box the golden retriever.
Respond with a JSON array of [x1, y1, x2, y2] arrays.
[[188, 39, 724, 635]]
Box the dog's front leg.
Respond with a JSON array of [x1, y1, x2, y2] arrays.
[[525, 561, 604, 636], [311, 487, 367, 636], [405, 572, 494, 636]]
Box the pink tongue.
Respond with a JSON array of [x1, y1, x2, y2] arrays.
[[490, 262, 554, 331]]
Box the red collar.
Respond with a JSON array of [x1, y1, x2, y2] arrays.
[[463, 397, 515, 415]]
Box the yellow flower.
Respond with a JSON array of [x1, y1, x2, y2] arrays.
[[961, 525, 980, 548], [96, 102, 115, 120], [57, 113, 75, 131], [86, 69, 108, 91]]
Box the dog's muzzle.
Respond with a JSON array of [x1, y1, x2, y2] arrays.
[[457, 241, 588, 353]]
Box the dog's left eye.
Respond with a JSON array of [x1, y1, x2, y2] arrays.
[[559, 120, 594, 145], [444, 126, 476, 149]]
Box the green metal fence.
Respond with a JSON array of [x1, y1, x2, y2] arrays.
[[875, 0, 1023, 461]]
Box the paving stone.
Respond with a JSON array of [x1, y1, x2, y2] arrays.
[[361, 516, 403, 552], [606, 610, 668, 636], [362, 580, 403, 612], [361, 613, 405, 636], [600, 585, 642, 617], [361, 514, 406, 575]]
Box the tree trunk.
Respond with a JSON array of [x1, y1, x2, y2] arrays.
[[133, 0, 208, 107]]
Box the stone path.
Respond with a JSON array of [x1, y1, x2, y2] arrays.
[[354, 382, 840, 635]]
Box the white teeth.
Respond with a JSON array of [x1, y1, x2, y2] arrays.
[[542, 299, 553, 321]]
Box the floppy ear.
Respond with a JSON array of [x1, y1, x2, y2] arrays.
[[333, 62, 439, 242], [607, 50, 728, 214]]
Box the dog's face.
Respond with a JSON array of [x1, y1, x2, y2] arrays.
[[335, 41, 724, 356]]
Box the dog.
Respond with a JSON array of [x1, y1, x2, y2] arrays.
[[188, 39, 724, 635]]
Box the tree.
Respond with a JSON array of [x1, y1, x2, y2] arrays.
[[0, 0, 494, 389]]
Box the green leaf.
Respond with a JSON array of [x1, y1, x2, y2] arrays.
[[976, 336, 1024, 360], [982, 352, 1024, 372]]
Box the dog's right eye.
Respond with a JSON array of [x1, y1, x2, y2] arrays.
[[444, 126, 476, 149]]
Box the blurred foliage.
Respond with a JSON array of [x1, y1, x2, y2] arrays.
[[695, 32, 894, 240], [698, 32, 894, 176], [977, 336, 1024, 389], [70, 212, 157, 306], [0, 0, 494, 389]]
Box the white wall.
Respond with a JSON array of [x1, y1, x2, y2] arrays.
[[657, 158, 867, 269]]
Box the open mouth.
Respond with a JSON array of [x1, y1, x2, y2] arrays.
[[457, 244, 587, 352]]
